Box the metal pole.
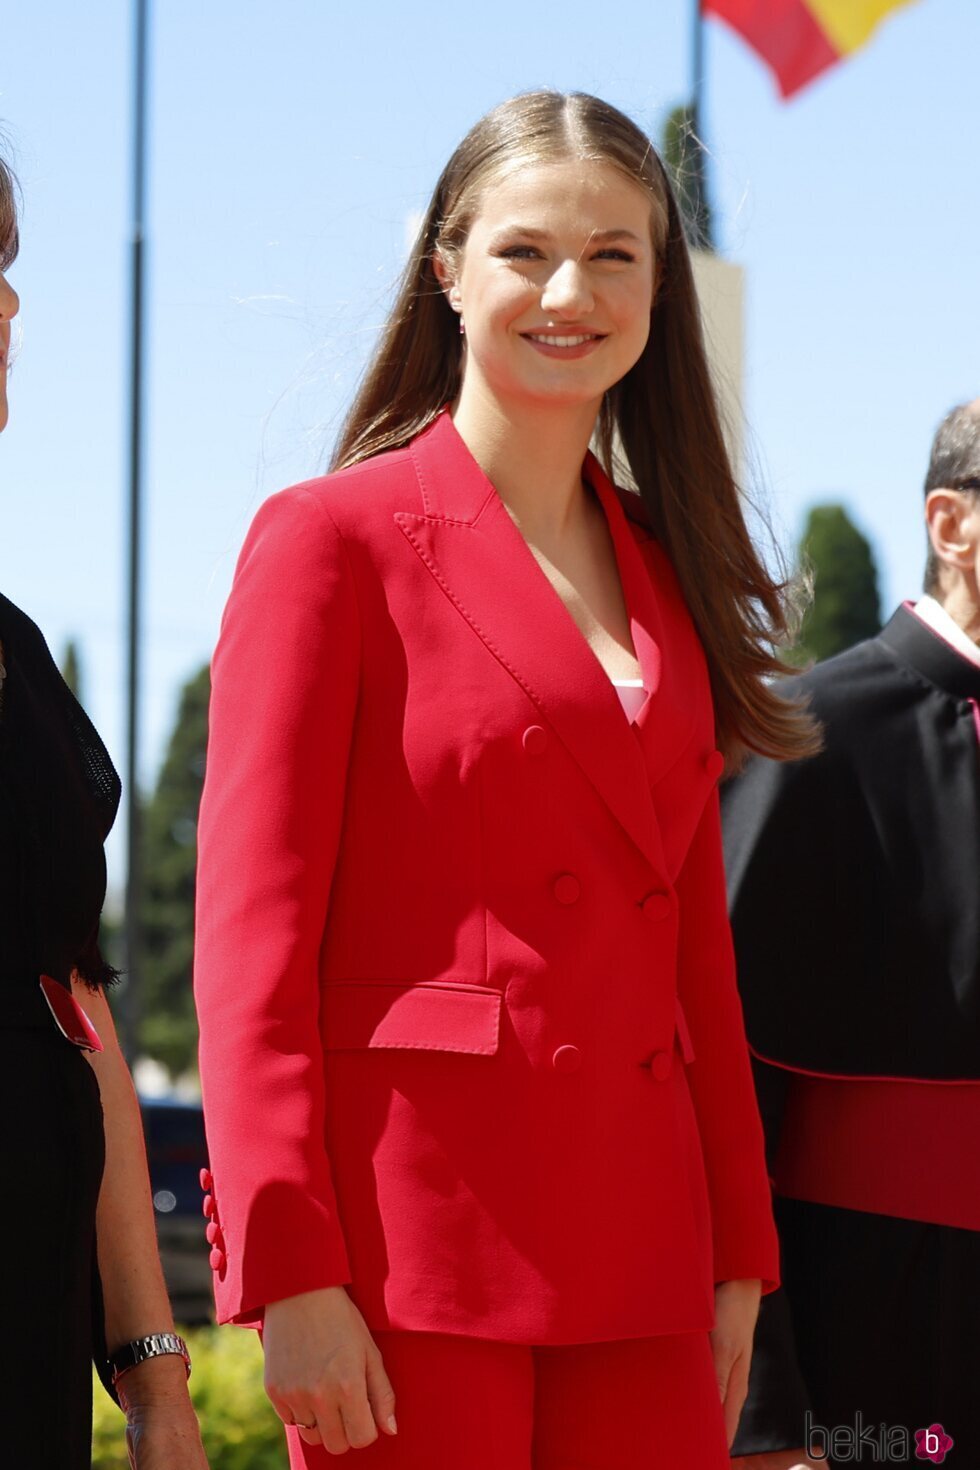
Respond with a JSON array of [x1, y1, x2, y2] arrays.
[[692, 0, 704, 144], [691, 0, 708, 250], [122, 0, 149, 1065]]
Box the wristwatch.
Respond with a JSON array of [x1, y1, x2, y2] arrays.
[[108, 1332, 192, 1387]]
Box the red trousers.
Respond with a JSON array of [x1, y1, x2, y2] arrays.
[[285, 1329, 729, 1469]]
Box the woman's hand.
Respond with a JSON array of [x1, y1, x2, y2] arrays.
[[263, 1286, 398, 1454], [116, 1355, 210, 1469], [711, 1278, 762, 1448]]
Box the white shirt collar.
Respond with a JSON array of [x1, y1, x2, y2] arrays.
[[912, 595, 980, 670]]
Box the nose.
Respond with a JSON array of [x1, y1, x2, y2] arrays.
[[0, 271, 20, 321], [539, 257, 594, 318]]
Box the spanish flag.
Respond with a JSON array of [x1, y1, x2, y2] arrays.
[[704, 0, 919, 98]]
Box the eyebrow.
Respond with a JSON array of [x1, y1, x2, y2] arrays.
[[489, 225, 642, 245]]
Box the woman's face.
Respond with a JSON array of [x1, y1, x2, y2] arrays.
[[440, 157, 658, 412], [0, 268, 20, 434]]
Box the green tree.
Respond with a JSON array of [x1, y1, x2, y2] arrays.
[[795, 504, 882, 663], [139, 663, 210, 1075], [661, 103, 714, 253], [61, 637, 83, 701]]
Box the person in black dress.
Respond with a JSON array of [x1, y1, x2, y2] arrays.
[[1, 150, 208, 1467]]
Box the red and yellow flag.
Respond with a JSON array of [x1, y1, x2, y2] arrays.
[[704, 0, 919, 98]]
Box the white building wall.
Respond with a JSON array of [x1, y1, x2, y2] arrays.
[[691, 249, 746, 478]]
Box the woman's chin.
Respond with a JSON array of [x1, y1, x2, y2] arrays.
[[507, 376, 610, 411]]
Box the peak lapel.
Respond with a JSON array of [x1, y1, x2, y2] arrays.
[[582, 455, 662, 720], [586, 461, 698, 787], [397, 409, 666, 877]]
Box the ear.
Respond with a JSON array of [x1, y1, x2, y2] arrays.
[[925, 489, 980, 573], [431, 248, 462, 314]]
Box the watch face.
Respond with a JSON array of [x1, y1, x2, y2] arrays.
[[38, 976, 104, 1052]]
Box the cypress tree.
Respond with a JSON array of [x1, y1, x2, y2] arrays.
[[662, 103, 714, 253], [139, 663, 210, 1075], [797, 504, 882, 663], [61, 638, 82, 702]]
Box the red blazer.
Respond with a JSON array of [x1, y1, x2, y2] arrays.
[[194, 406, 779, 1342]]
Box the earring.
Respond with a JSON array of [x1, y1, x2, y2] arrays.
[[459, 317, 466, 337]]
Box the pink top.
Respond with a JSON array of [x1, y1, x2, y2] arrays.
[[611, 677, 647, 722]]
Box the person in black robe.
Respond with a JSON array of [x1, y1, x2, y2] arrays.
[[726, 400, 980, 1469]]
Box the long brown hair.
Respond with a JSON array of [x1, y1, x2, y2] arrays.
[[330, 90, 818, 767]]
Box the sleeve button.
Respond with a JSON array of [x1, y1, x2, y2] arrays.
[[522, 725, 548, 755], [552, 873, 581, 905], [552, 1044, 583, 1073]]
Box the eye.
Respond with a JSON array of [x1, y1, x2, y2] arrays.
[[495, 245, 636, 264]]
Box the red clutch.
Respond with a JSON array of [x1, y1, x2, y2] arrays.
[[39, 974, 104, 1052]]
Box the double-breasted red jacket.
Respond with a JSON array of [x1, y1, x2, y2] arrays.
[[194, 406, 779, 1343]]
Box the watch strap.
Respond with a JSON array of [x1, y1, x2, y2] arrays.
[[108, 1331, 191, 1385]]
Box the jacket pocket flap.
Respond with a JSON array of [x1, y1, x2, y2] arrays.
[[321, 981, 502, 1056]]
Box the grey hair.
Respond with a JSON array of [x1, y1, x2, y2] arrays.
[[923, 399, 980, 593]]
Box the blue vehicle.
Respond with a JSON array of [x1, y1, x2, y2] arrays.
[[139, 1095, 214, 1324]]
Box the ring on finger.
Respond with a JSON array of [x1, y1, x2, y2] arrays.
[[289, 1417, 317, 1431]]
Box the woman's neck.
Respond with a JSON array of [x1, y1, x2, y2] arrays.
[[448, 380, 601, 543]]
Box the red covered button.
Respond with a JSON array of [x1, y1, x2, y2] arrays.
[[641, 892, 672, 922], [209, 1247, 226, 1272], [552, 1044, 582, 1073], [202, 1194, 216, 1220], [649, 1051, 672, 1082], [704, 750, 725, 783], [205, 1222, 222, 1246], [522, 725, 548, 756], [199, 1168, 212, 1192], [553, 873, 581, 906]]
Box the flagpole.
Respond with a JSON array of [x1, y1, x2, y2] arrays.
[[692, 0, 704, 148], [691, 0, 708, 249], [122, 0, 150, 1066]]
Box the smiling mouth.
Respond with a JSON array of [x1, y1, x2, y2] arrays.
[[523, 332, 605, 348]]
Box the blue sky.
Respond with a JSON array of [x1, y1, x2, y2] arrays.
[[2, 0, 978, 887]]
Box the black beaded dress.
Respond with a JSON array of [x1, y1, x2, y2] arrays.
[[0, 590, 120, 1468]]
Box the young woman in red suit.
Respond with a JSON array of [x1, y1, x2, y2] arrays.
[[194, 90, 817, 1468]]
